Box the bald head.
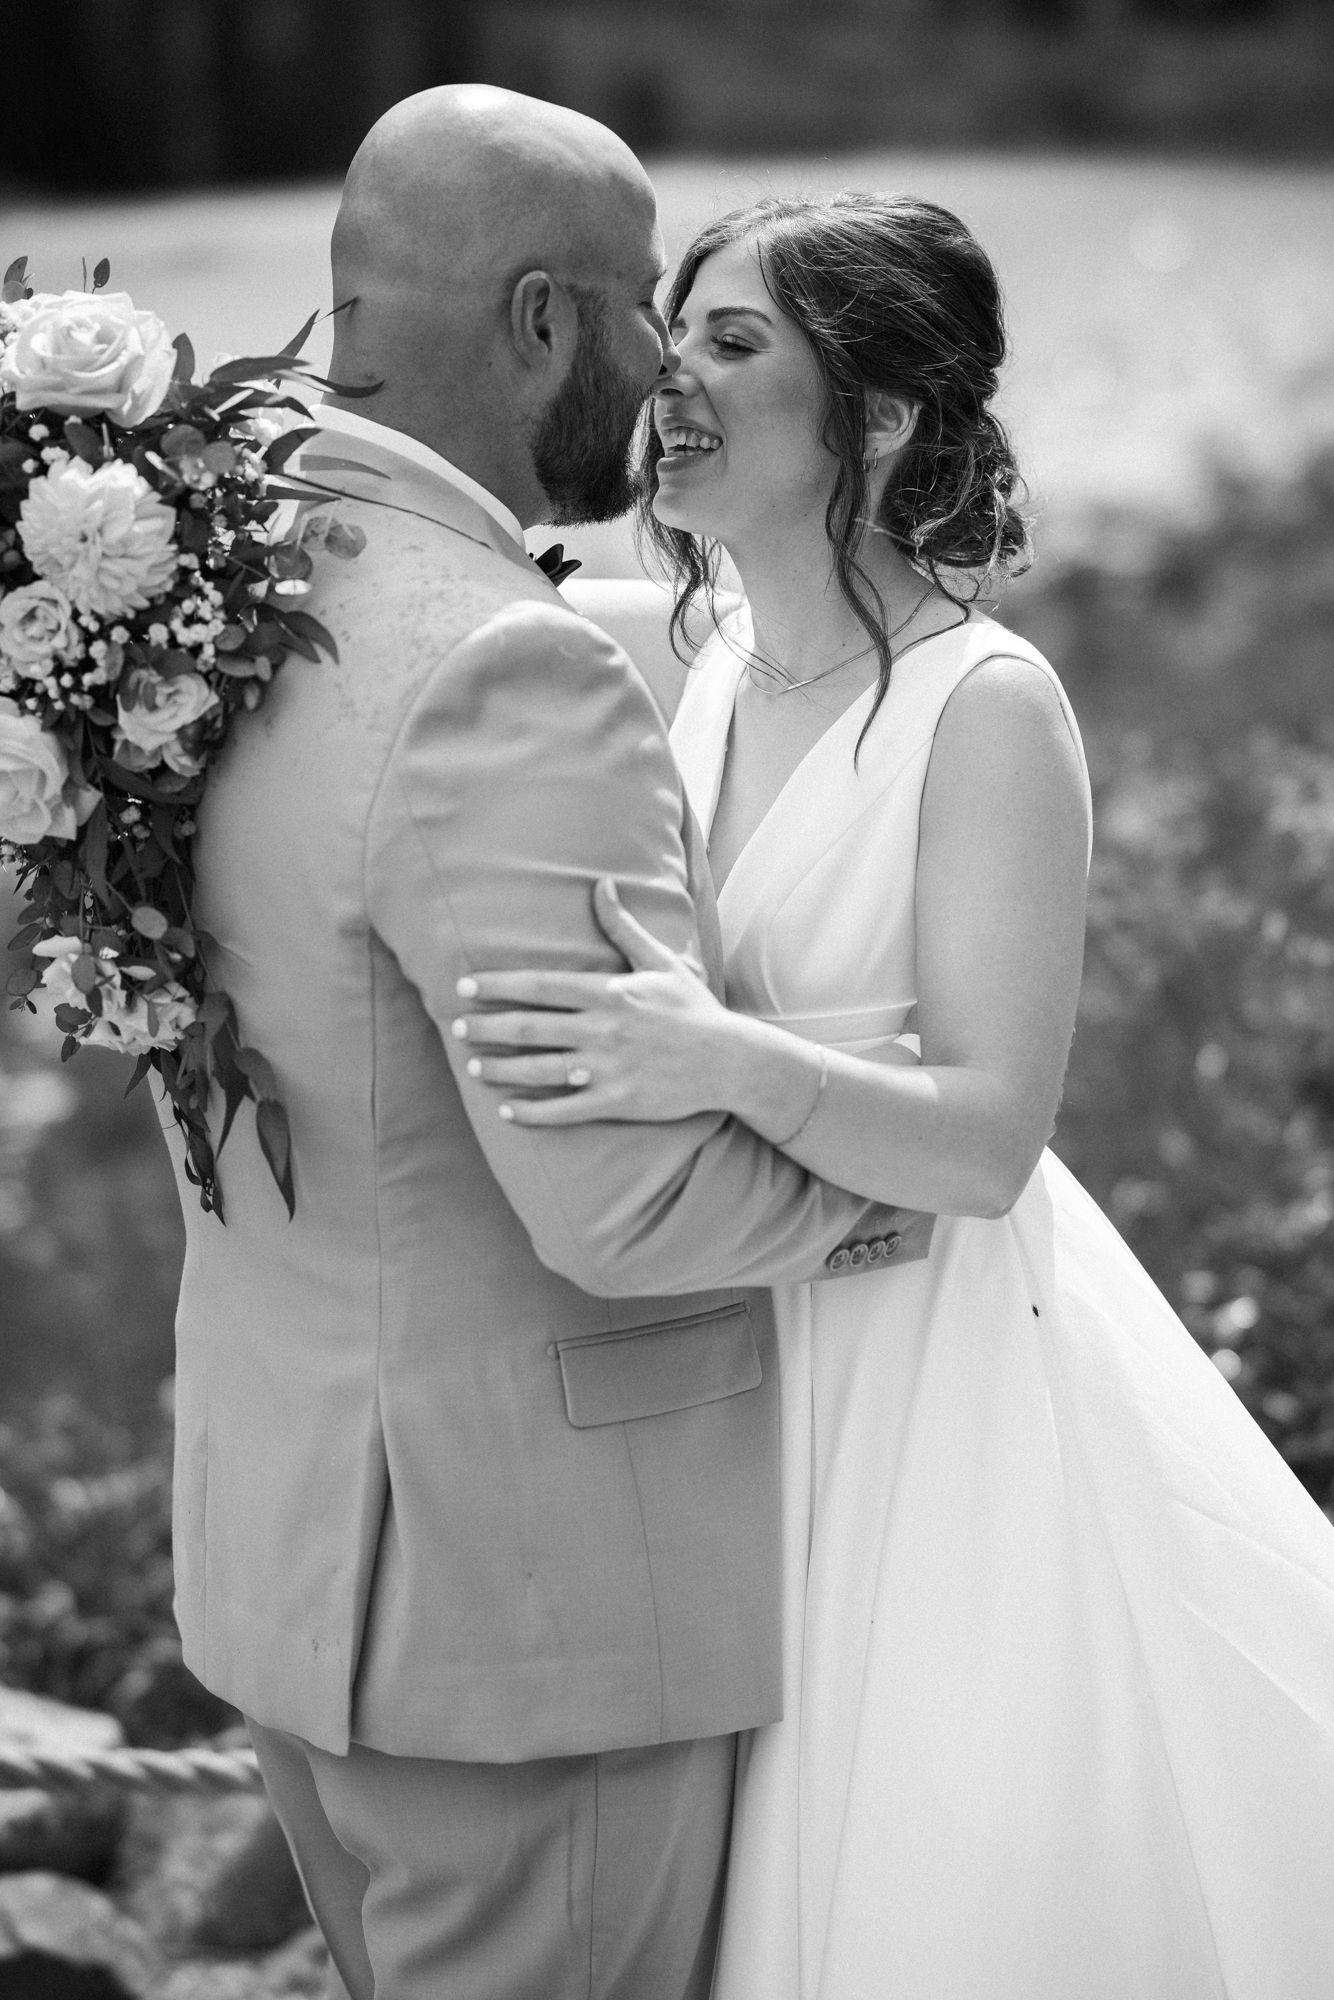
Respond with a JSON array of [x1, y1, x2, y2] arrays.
[[333, 86, 655, 311], [326, 87, 670, 525]]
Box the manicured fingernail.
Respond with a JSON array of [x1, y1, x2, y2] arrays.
[[466, 1057, 482, 1077], [456, 977, 478, 998], [451, 1018, 468, 1039], [498, 1102, 514, 1121]]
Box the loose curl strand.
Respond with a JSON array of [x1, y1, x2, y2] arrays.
[[636, 192, 1033, 747]]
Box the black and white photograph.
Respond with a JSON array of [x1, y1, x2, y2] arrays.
[[1, 3, 1333, 1994]]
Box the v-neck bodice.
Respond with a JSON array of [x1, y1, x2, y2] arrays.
[[670, 607, 1091, 1054]]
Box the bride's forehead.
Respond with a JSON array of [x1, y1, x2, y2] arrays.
[[682, 236, 769, 307]]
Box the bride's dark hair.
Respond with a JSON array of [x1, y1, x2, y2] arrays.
[[637, 192, 1032, 721]]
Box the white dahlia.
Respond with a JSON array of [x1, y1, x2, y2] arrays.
[[18, 456, 179, 619]]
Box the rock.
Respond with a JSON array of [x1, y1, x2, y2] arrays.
[[0, 1689, 125, 1883], [0, 1953, 136, 1999], [257, 1928, 329, 1997], [118, 1792, 308, 1954], [0, 1872, 162, 1997]]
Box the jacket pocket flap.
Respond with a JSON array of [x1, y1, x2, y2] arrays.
[[557, 1304, 760, 1429]]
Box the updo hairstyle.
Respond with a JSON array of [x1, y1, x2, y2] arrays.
[[639, 192, 1032, 712]]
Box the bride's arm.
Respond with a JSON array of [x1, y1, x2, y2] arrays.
[[453, 658, 1089, 1219]]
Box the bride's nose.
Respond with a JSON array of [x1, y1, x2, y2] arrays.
[[654, 354, 691, 401]]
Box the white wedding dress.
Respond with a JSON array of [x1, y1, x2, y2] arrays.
[[670, 611, 1334, 2000]]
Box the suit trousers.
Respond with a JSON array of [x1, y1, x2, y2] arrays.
[[247, 1718, 737, 2000]]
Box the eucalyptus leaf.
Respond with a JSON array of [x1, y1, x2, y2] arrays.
[[160, 423, 208, 459], [195, 991, 233, 1034], [131, 904, 170, 940], [256, 1098, 295, 1219], [64, 418, 105, 466], [263, 425, 319, 474], [214, 1042, 250, 1157], [234, 1045, 279, 1100], [324, 520, 367, 560], [279, 309, 320, 359], [269, 541, 313, 581], [274, 623, 321, 664], [281, 608, 340, 663]]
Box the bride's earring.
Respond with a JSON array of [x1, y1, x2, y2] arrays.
[[862, 445, 880, 473]]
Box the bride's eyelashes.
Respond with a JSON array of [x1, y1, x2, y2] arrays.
[[666, 313, 762, 361]]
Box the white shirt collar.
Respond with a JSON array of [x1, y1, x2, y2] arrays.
[[311, 404, 526, 551]]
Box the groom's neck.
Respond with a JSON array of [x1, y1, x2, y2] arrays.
[[324, 382, 547, 531]]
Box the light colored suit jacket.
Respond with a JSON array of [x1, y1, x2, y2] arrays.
[[163, 418, 920, 1762]]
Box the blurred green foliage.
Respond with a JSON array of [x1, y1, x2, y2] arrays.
[[1061, 733, 1334, 1502], [0, 1396, 231, 1745], [1016, 449, 1334, 1508], [0, 447, 1331, 1738]]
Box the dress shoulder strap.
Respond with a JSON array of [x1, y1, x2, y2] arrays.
[[872, 614, 1093, 866]]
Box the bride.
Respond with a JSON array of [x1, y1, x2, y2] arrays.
[[453, 193, 1334, 1997]]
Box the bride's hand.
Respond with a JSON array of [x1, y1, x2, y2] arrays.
[[452, 879, 733, 1126]]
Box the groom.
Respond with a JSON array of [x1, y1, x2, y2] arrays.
[[164, 86, 916, 1999]]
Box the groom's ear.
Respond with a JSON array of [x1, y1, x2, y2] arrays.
[[865, 390, 920, 466], [509, 270, 578, 381]]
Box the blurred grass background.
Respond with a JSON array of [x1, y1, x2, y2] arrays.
[[1, 0, 1332, 1744]]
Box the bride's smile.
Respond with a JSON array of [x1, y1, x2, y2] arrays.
[[651, 236, 837, 547]]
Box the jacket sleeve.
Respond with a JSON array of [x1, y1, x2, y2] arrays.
[[366, 599, 903, 1297]]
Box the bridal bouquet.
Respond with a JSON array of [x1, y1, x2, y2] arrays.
[[0, 255, 360, 1219]]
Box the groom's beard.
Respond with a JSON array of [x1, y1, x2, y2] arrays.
[[532, 292, 647, 526]]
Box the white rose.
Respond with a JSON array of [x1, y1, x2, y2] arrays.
[[19, 456, 178, 619], [31, 934, 84, 1007], [0, 697, 78, 842], [114, 666, 218, 768], [0, 580, 82, 685], [31, 939, 196, 1053], [238, 404, 308, 452], [0, 289, 174, 427], [85, 966, 196, 1054]]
